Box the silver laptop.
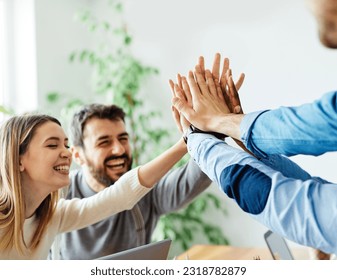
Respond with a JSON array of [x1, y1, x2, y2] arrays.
[[96, 239, 172, 260], [264, 230, 294, 260]]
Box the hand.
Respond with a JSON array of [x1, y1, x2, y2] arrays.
[[172, 65, 232, 133], [196, 53, 255, 153], [198, 53, 245, 114], [171, 59, 253, 156], [169, 74, 191, 134]]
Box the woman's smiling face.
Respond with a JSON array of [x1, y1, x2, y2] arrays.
[[19, 121, 72, 194]]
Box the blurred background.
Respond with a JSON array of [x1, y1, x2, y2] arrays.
[[1, 0, 336, 257]]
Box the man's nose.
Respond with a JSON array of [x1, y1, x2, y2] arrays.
[[111, 141, 125, 155]]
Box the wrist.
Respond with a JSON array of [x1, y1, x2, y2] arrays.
[[183, 124, 227, 144], [175, 137, 188, 153], [215, 114, 244, 140]]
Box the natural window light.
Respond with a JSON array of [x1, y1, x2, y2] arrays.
[[0, 0, 38, 122], [0, 0, 8, 122]]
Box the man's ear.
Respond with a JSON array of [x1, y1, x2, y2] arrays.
[[71, 146, 85, 166]]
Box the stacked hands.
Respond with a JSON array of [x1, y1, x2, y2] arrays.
[[168, 53, 248, 151]]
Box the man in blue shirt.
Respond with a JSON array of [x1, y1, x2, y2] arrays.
[[170, 0, 337, 255]]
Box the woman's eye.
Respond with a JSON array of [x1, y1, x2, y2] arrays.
[[65, 145, 70, 149], [47, 145, 58, 148]]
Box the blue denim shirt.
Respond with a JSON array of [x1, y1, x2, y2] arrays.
[[186, 90, 337, 254], [241, 91, 337, 157]]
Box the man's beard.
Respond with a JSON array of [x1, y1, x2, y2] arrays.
[[85, 154, 133, 187]]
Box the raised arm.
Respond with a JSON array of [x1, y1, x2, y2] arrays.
[[173, 55, 337, 157], [137, 138, 186, 187], [56, 137, 187, 234], [241, 91, 337, 156], [187, 133, 337, 254], [137, 75, 189, 187]]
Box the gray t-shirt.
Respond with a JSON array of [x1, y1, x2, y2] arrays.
[[58, 159, 211, 259]]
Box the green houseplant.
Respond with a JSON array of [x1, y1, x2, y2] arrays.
[[45, 0, 229, 256], [0, 105, 13, 115]]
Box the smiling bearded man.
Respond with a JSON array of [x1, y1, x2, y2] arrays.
[[52, 103, 212, 260]]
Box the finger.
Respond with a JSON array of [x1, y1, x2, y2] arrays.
[[220, 68, 232, 109], [177, 73, 183, 89], [198, 56, 205, 78], [222, 57, 230, 76], [181, 76, 193, 106], [224, 68, 232, 94], [220, 58, 230, 96], [214, 78, 225, 101], [194, 65, 210, 96], [187, 70, 203, 105], [181, 114, 191, 132], [168, 79, 175, 96], [225, 68, 232, 82], [205, 69, 218, 97], [223, 57, 230, 72], [172, 96, 195, 123], [171, 105, 183, 133], [235, 73, 245, 90], [211, 53, 221, 81], [174, 83, 187, 102], [228, 75, 243, 114]]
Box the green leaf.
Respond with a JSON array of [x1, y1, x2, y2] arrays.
[[80, 50, 88, 62], [68, 52, 76, 62], [124, 35, 132, 45], [46, 92, 61, 103], [0, 105, 13, 115], [89, 23, 97, 32], [102, 21, 110, 31], [76, 10, 90, 23]]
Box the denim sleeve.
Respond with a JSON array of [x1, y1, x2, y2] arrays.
[[187, 133, 337, 254], [241, 91, 337, 157], [260, 154, 330, 183]]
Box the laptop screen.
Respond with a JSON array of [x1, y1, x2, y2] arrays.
[[96, 239, 172, 260], [264, 230, 294, 260]]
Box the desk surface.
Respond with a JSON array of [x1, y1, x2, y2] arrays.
[[177, 245, 311, 260]]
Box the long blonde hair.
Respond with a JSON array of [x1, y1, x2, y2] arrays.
[[0, 114, 61, 254]]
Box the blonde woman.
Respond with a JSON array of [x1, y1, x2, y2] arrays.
[[0, 114, 187, 259]]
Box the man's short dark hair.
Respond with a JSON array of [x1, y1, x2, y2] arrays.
[[70, 104, 126, 147]]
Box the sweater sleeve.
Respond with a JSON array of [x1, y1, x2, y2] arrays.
[[54, 167, 151, 233], [150, 159, 212, 215], [187, 133, 337, 254]]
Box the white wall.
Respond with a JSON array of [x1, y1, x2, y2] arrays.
[[35, 0, 337, 250]]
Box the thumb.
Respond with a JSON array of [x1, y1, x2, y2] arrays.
[[172, 97, 195, 121]]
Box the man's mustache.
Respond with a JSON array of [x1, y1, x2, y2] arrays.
[[104, 154, 129, 165]]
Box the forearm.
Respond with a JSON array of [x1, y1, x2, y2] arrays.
[[153, 159, 211, 214], [188, 134, 337, 254], [138, 138, 187, 187], [241, 91, 337, 156], [206, 113, 244, 140], [58, 168, 150, 232]]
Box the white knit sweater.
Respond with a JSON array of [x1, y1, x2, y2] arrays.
[[0, 167, 151, 259]]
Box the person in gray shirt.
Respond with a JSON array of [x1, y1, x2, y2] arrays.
[[57, 103, 212, 259]]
